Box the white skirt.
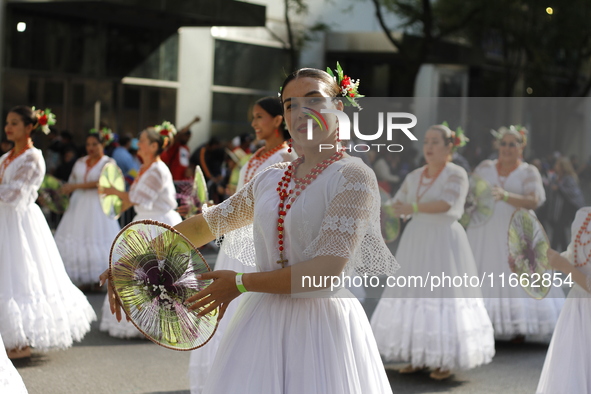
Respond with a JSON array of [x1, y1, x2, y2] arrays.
[[536, 286, 591, 393], [202, 291, 392, 394], [189, 249, 257, 394], [0, 334, 28, 393], [54, 189, 120, 285], [371, 216, 495, 370], [468, 209, 565, 337], [0, 202, 96, 350]]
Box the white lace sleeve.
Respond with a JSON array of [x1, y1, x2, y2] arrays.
[[202, 178, 255, 238], [523, 165, 546, 207], [303, 163, 399, 276], [203, 167, 259, 266], [440, 167, 467, 207], [130, 168, 163, 211], [0, 152, 43, 208]]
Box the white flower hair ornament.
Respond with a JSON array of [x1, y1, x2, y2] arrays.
[[155, 121, 177, 149], [491, 125, 528, 145]]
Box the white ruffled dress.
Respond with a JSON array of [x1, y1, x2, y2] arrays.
[[370, 163, 495, 371], [197, 157, 397, 393], [0, 334, 27, 393], [467, 160, 564, 338], [189, 147, 295, 393], [54, 155, 121, 285], [0, 148, 96, 351], [100, 160, 182, 338], [536, 207, 591, 393]]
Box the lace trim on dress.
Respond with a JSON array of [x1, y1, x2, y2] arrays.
[[303, 162, 399, 276], [522, 165, 546, 207], [203, 168, 259, 266], [0, 151, 43, 208], [440, 172, 464, 207], [130, 168, 163, 210]]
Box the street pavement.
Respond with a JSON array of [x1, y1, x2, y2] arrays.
[[13, 250, 549, 393]]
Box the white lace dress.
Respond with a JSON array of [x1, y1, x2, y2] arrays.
[[467, 160, 564, 338], [536, 207, 591, 393], [54, 155, 121, 285], [370, 163, 495, 371], [197, 156, 397, 393], [0, 148, 96, 351], [189, 147, 295, 393], [100, 160, 182, 338], [0, 334, 27, 393]]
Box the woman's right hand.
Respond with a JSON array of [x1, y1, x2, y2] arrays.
[[99, 269, 129, 322], [59, 183, 76, 195]]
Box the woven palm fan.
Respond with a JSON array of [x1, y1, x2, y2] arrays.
[[507, 209, 552, 299], [99, 163, 126, 219], [378, 187, 400, 243], [460, 174, 495, 229], [109, 220, 219, 350], [38, 174, 69, 213], [194, 165, 209, 207]]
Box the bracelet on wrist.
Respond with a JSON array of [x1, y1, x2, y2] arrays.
[[503, 191, 509, 202], [412, 202, 419, 213], [235, 273, 248, 293]]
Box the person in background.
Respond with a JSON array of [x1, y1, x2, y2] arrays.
[[53, 129, 121, 289], [162, 116, 200, 181], [99, 124, 182, 339], [0, 106, 96, 359], [1, 136, 14, 155], [111, 133, 140, 190], [547, 157, 585, 251]]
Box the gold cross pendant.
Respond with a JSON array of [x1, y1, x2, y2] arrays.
[[276, 253, 288, 268]]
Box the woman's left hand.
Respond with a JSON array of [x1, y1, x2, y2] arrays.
[[492, 186, 507, 201], [392, 201, 413, 217], [185, 270, 241, 320]]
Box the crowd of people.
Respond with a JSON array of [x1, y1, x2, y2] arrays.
[[1, 63, 590, 394]]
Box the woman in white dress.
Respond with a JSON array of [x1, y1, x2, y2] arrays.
[[536, 207, 591, 393], [370, 125, 495, 380], [0, 106, 96, 358], [100, 125, 182, 338], [467, 127, 564, 341], [54, 130, 121, 287], [0, 334, 28, 393], [104, 67, 398, 393], [188, 96, 296, 393]]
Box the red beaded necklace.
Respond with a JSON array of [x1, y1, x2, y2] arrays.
[[574, 211, 591, 267], [0, 139, 33, 183], [416, 164, 446, 202], [496, 160, 521, 188], [275, 151, 344, 267], [244, 142, 287, 184]]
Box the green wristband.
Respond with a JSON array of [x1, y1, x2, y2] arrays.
[[412, 202, 419, 213], [235, 273, 248, 293], [503, 191, 509, 202]]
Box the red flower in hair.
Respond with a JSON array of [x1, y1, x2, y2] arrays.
[[341, 76, 352, 88], [454, 137, 461, 146], [159, 129, 169, 136], [39, 114, 48, 125]]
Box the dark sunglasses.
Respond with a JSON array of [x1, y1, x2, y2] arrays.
[[500, 141, 518, 147]]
